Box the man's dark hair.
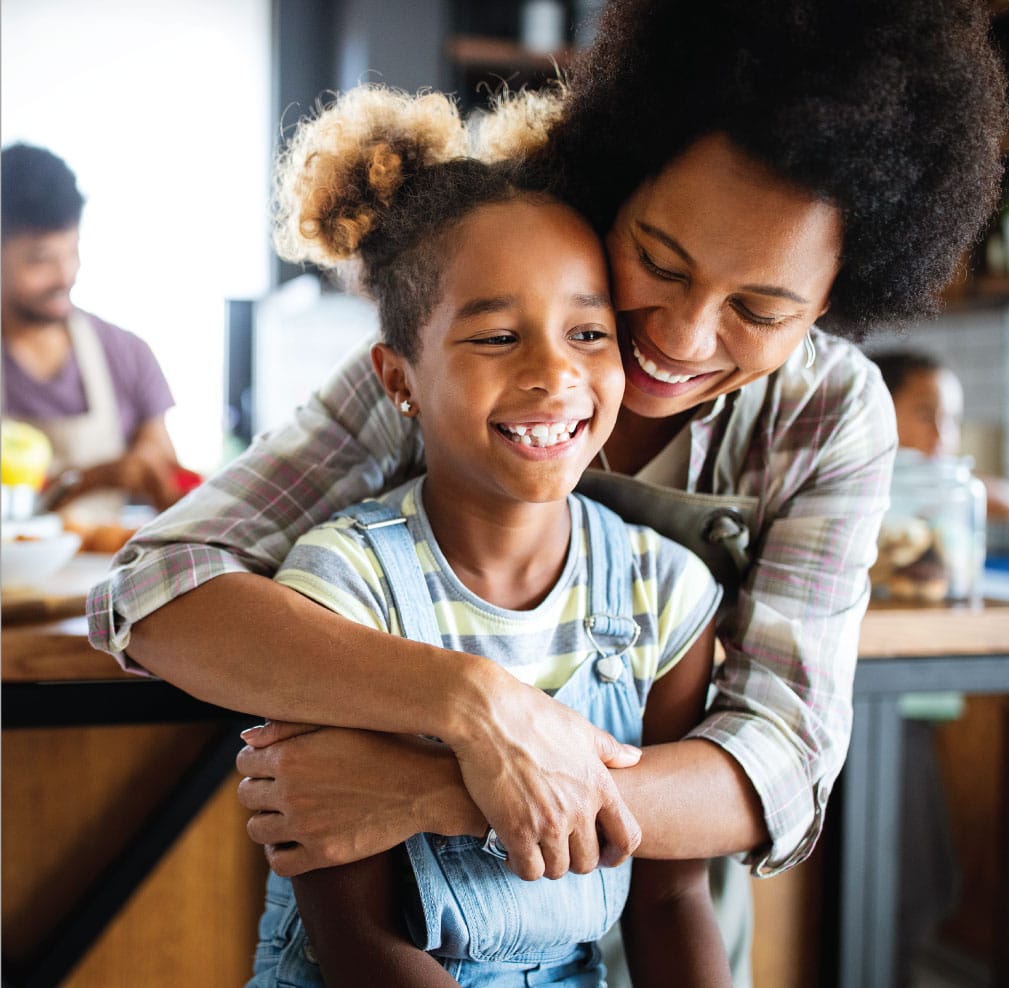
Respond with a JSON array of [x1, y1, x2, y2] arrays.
[[2, 143, 85, 239], [542, 0, 1008, 339]]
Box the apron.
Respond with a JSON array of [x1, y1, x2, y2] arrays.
[[247, 494, 643, 987], [576, 469, 757, 600], [579, 374, 770, 599], [12, 311, 127, 523]]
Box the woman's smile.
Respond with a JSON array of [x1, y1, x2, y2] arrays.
[[620, 329, 722, 397]]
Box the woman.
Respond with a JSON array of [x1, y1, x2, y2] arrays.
[[86, 0, 1005, 954]]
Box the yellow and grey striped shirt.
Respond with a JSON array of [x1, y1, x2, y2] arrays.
[[276, 479, 721, 706]]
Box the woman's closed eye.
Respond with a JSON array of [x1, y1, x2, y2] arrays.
[[729, 298, 795, 328], [637, 245, 686, 282]]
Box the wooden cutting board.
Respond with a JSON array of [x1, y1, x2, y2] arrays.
[[1, 552, 115, 624]]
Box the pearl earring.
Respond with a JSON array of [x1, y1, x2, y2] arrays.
[[399, 399, 412, 415]]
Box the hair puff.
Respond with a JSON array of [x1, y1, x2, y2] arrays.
[[273, 86, 469, 268], [470, 83, 569, 163]]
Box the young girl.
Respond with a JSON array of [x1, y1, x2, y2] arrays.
[[246, 86, 727, 988]]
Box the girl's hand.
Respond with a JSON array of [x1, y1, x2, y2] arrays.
[[236, 724, 483, 877]]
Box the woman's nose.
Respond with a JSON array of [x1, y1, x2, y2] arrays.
[[645, 300, 720, 361]]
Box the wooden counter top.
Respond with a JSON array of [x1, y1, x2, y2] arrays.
[[858, 598, 1009, 659]]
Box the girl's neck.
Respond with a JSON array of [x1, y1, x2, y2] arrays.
[[420, 480, 572, 611]]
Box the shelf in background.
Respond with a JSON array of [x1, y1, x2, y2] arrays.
[[445, 34, 572, 70]]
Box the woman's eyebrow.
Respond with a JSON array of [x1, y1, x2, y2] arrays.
[[637, 221, 694, 264], [637, 220, 809, 305]]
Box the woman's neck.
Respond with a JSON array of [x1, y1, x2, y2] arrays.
[[597, 406, 693, 476], [420, 481, 572, 611]]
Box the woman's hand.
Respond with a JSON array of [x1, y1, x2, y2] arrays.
[[448, 677, 643, 880], [237, 678, 644, 883], [236, 723, 484, 877]]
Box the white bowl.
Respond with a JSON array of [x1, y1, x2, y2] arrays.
[[1, 532, 82, 589], [3, 512, 65, 540]]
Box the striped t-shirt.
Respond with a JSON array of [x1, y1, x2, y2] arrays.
[[276, 478, 722, 708]]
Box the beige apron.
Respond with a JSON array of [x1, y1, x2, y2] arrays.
[[577, 378, 768, 599], [12, 311, 128, 523]]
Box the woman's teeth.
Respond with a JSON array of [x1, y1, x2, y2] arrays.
[[499, 421, 580, 448], [632, 343, 696, 384]]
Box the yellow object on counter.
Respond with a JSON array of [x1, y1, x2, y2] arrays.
[[1, 420, 53, 490]]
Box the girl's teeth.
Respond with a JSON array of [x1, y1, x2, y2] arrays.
[[632, 343, 696, 385], [501, 422, 578, 448]]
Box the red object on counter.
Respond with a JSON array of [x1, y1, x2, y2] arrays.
[[172, 467, 204, 494]]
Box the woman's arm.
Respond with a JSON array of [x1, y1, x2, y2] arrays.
[[293, 853, 457, 987], [87, 350, 640, 880]]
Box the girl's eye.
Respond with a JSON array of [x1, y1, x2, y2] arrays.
[[637, 245, 685, 282], [570, 324, 611, 342], [472, 332, 516, 346]]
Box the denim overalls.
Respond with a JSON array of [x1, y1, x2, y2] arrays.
[[248, 494, 645, 987]]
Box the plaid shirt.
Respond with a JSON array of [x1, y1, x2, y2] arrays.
[[87, 327, 895, 875]]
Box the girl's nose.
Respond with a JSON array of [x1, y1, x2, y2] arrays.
[[519, 337, 579, 393]]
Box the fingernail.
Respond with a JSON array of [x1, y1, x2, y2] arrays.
[[240, 723, 266, 739]]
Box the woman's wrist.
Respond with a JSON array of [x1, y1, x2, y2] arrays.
[[431, 649, 515, 750]]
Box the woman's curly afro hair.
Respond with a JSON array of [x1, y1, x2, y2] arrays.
[[542, 0, 1008, 338]]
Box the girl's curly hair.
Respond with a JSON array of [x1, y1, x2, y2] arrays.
[[540, 0, 1008, 338], [273, 85, 564, 359]]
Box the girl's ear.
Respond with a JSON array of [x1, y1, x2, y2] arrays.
[[371, 343, 417, 415]]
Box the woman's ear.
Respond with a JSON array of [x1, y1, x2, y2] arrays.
[[371, 343, 417, 416]]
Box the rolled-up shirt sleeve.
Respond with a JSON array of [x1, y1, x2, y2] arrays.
[[688, 341, 897, 874], [86, 342, 423, 667]]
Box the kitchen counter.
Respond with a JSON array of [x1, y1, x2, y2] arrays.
[[833, 597, 1009, 988], [1, 555, 266, 988]]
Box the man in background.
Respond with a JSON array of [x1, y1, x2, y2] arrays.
[[1, 142, 191, 519]]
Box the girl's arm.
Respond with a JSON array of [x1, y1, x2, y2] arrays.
[[293, 853, 457, 987], [622, 619, 732, 986]]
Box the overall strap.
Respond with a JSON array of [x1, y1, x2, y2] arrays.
[[333, 500, 442, 648], [573, 494, 640, 665]]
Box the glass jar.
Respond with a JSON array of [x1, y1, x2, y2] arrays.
[[871, 450, 987, 603]]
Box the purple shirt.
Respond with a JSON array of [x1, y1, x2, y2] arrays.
[[2, 311, 175, 443]]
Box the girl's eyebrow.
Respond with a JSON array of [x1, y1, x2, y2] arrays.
[[455, 291, 611, 320], [455, 296, 518, 320], [572, 292, 612, 309], [636, 220, 809, 305]]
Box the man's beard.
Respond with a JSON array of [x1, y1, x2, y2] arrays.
[[6, 291, 73, 325]]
